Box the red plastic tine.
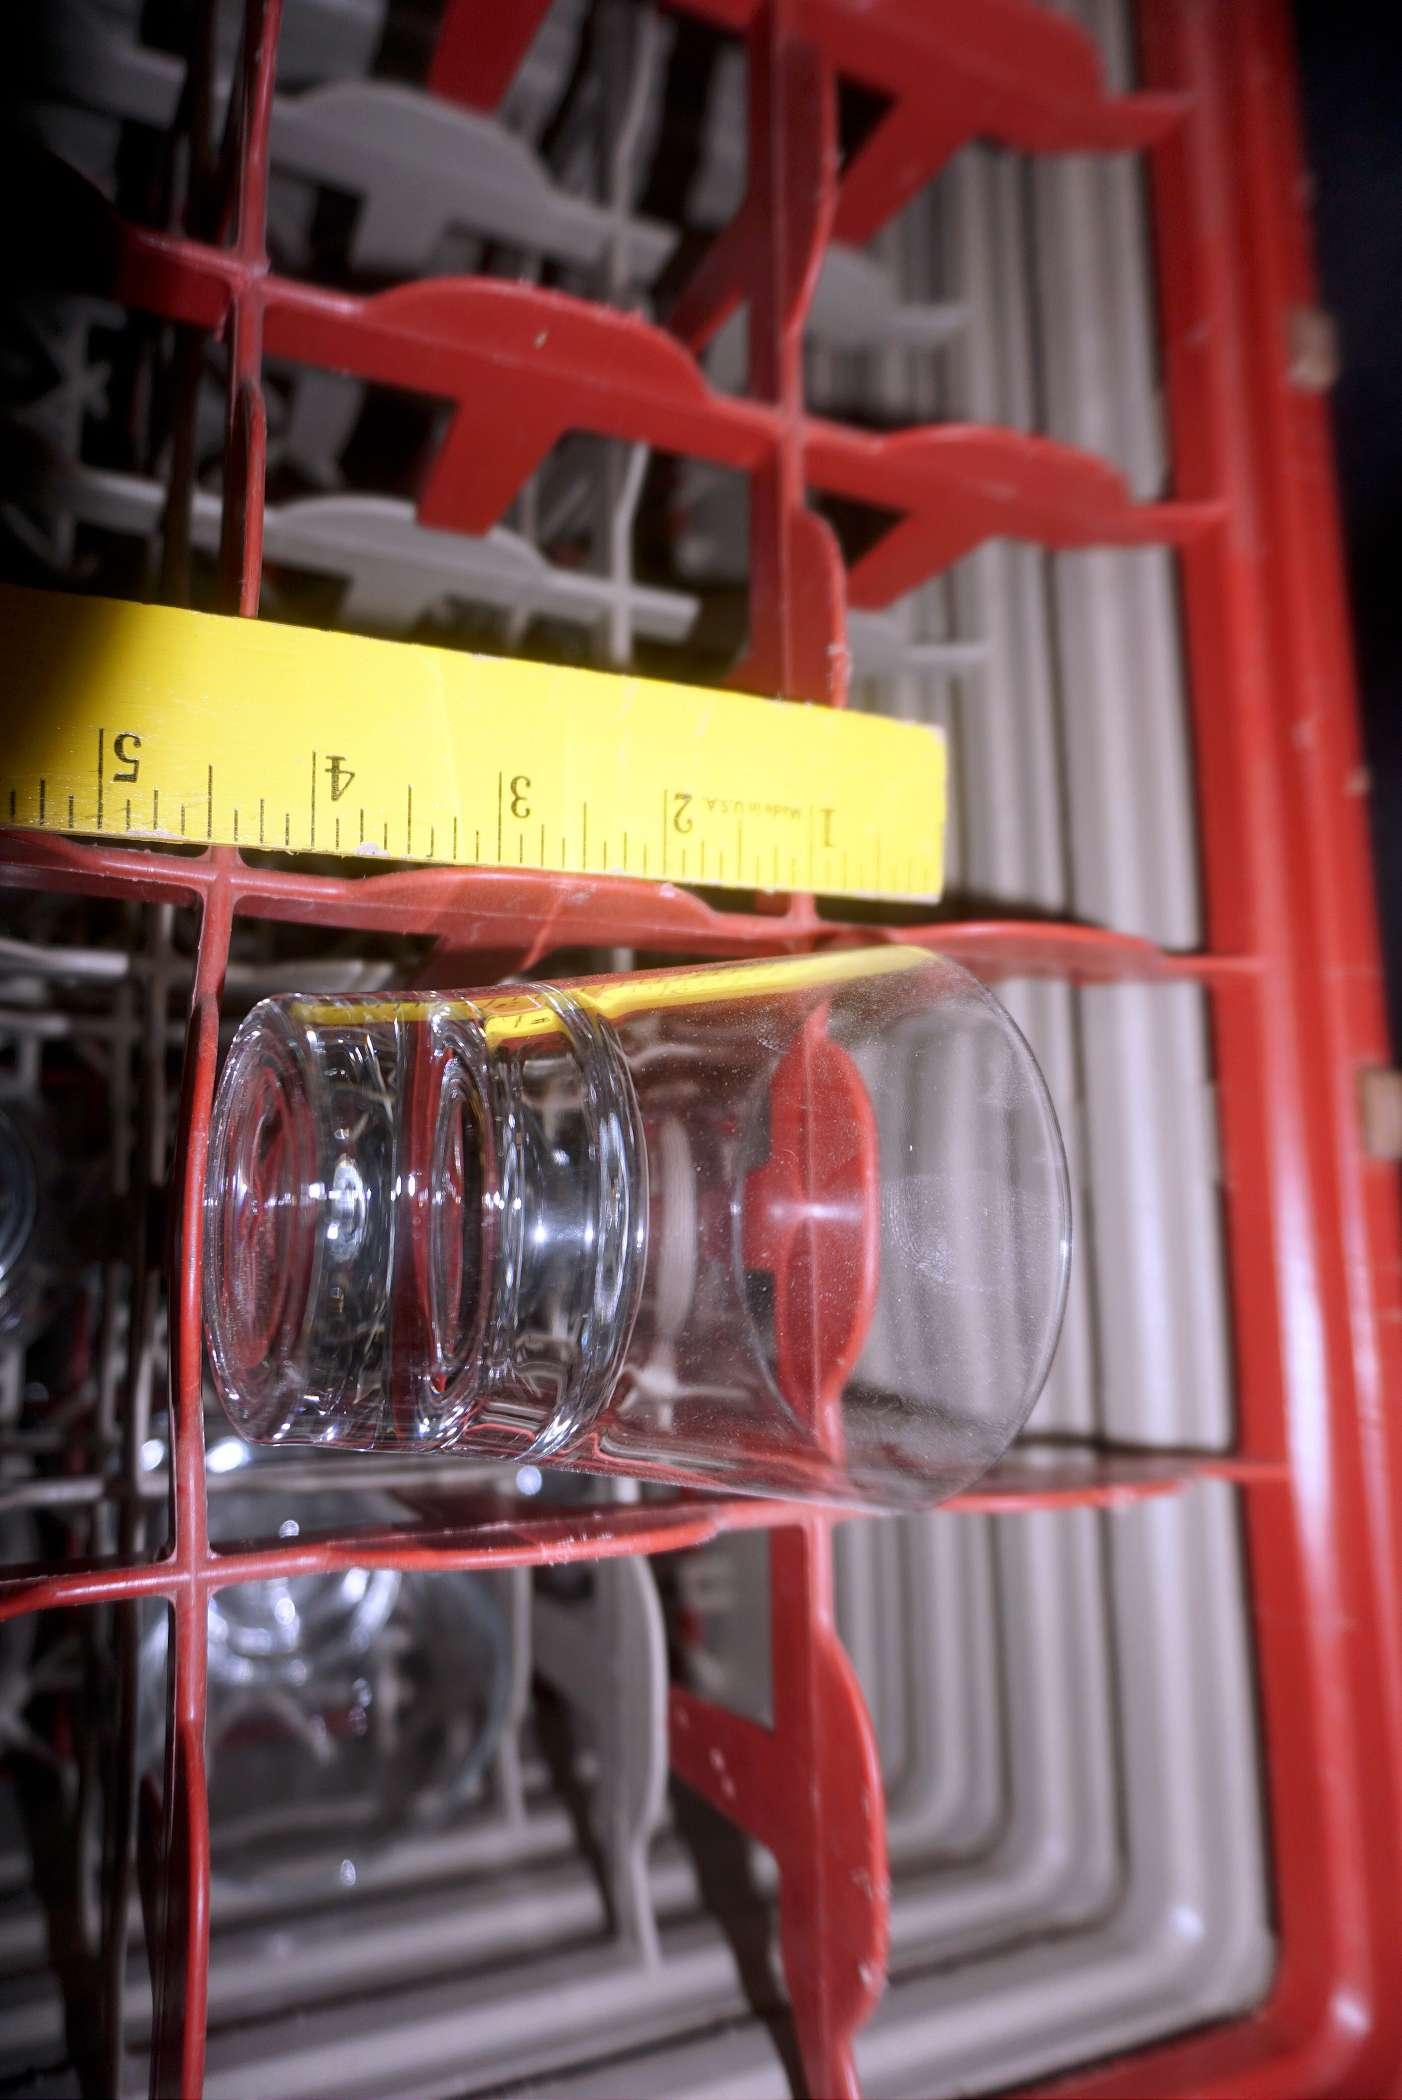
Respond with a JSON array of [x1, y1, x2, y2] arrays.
[[428, 0, 555, 111], [729, 0, 847, 708], [665, 0, 1182, 244], [152, 5, 282, 2089], [426, 0, 1180, 204], [36, 179, 1211, 599], [216, 0, 279, 615], [671, 1522, 887, 2100], [662, 12, 884, 2084], [743, 1019, 880, 1455], [148, 869, 230, 2100]]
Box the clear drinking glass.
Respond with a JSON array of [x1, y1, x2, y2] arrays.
[[0, 1102, 59, 1343], [203, 947, 1070, 1510], [139, 1494, 513, 1892]]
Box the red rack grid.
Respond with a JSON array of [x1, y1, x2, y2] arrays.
[[1, 2, 1400, 2096]]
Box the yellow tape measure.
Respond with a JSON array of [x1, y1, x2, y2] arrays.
[[1, 585, 946, 901]]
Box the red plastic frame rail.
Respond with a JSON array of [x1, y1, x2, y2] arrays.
[[0, 1, 1399, 2097]]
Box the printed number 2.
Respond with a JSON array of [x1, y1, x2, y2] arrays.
[[112, 731, 142, 784], [672, 791, 693, 834]]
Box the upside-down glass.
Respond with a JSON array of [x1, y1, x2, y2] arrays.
[[203, 947, 1070, 1510], [0, 1102, 60, 1343], [139, 1488, 513, 1890]]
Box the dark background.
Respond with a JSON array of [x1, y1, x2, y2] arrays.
[[1295, 9, 1402, 1052]]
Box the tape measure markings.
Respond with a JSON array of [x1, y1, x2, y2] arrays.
[[1, 585, 946, 901]]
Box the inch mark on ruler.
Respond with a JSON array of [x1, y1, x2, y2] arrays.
[[0, 584, 945, 903]]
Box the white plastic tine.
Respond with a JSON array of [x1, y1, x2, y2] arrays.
[[532, 1559, 668, 1968]]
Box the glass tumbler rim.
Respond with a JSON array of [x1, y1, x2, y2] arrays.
[[204, 996, 329, 1442]]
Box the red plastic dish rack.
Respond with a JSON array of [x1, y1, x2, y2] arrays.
[[1, 2, 1400, 2095]]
